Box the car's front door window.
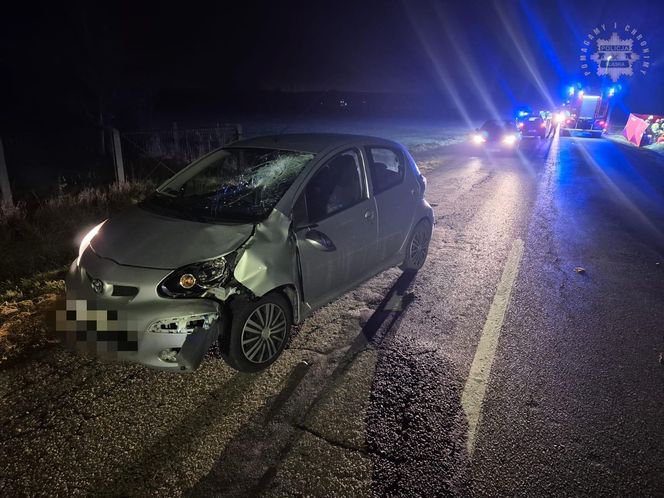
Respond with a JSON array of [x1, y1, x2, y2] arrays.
[[305, 149, 363, 222]]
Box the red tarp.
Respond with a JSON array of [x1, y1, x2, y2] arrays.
[[622, 113, 664, 146]]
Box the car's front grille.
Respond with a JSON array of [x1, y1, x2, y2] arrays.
[[111, 285, 139, 297], [84, 272, 139, 298]]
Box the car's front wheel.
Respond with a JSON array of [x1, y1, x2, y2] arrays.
[[223, 293, 292, 373], [400, 219, 432, 272]]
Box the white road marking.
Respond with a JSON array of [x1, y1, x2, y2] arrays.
[[461, 238, 524, 456]]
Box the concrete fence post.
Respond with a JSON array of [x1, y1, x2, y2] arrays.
[[0, 137, 13, 208], [236, 123, 243, 141], [111, 128, 126, 184]]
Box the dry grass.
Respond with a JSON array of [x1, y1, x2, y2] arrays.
[[0, 181, 154, 287]]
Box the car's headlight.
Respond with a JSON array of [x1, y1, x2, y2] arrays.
[[502, 134, 518, 145], [472, 134, 486, 144], [77, 220, 107, 266], [159, 256, 231, 298]]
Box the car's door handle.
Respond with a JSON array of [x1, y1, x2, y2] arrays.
[[364, 210, 375, 222], [305, 229, 336, 252]]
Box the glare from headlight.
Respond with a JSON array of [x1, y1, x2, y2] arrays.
[[502, 134, 518, 145], [472, 134, 486, 144], [77, 220, 106, 266]]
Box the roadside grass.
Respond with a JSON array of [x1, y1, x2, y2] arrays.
[[0, 181, 155, 364], [0, 181, 154, 285]]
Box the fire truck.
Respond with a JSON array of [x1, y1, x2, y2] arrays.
[[560, 86, 613, 138]]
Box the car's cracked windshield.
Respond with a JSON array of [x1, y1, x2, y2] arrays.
[[142, 148, 314, 223]]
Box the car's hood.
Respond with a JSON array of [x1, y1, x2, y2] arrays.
[[90, 207, 254, 269]]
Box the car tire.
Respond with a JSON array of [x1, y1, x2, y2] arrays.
[[400, 219, 432, 272], [223, 293, 292, 373]]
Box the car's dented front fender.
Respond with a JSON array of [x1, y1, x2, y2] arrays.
[[233, 210, 303, 322]]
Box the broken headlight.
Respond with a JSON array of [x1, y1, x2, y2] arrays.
[[159, 256, 230, 298]]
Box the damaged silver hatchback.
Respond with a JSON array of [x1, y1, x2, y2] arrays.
[[61, 134, 434, 372]]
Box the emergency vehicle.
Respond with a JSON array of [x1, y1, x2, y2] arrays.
[[560, 87, 613, 138]]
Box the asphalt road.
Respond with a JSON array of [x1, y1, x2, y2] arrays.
[[1, 132, 663, 497]]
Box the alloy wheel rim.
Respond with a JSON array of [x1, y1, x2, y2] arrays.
[[241, 303, 287, 364], [410, 227, 429, 268]]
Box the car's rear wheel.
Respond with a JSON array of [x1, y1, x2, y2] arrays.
[[400, 219, 432, 272], [223, 293, 292, 373]]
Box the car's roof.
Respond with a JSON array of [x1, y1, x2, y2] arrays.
[[227, 133, 400, 154]]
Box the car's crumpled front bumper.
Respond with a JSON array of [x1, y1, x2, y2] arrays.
[[55, 249, 222, 371]]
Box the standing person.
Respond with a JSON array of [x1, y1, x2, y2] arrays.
[[642, 116, 655, 146], [547, 114, 557, 138]]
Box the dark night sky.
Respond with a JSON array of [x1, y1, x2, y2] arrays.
[[2, 0, 664, 128]]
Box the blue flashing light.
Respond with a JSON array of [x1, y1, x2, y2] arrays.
[[568, 86, 575, 96], [608, 87, 616, 97], [518, 111, 529, 117]]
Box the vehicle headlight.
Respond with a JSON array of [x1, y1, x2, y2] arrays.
[[159, 256, 231, 298], [502, 134, 518, 145], [472, 134, 486, 144], [77, 220, 107, 266]]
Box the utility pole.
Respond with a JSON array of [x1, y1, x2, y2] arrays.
[[0, 137, 13, 208]]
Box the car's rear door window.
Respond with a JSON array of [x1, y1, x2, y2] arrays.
[[367, 147, 404, 194]]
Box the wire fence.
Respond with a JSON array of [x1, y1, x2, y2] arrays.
[[120, 124, 241, 182]]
